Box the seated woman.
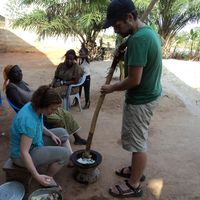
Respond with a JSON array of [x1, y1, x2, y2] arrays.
[[51, 49, 83, 98], [10, 85, 72, 187], [3, 64, 86, 145]]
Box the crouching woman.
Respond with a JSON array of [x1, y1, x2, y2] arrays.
[[10, 85, 72, 187]]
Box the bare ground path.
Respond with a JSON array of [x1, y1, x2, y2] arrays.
[[0, 52, 200, 200]]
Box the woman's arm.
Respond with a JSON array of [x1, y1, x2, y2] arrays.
[[20, 135, 53, 186], [51, 64, 62, 87], [43, 127, 61, 145], [6, 84, 27, 108], [73, 64, 84, 83]]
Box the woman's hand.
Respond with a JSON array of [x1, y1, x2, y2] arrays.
[[51, 133, 62, 145], [43, 127, 61, 145], [53, 81, 61, 87], [35, 174, 56, 187]]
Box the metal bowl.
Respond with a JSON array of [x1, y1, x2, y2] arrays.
[[28, 188, 62, 200], [0, 181, 25, 200]]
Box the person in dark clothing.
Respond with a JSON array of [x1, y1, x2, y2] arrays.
[[79, 46, 91, 109], [3, 64, 86, 145]]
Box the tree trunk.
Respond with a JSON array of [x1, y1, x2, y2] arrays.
[[83, 39, 103, 61], [163, 36, 172, 58], [193, 41, 200, 61], [141, 0, 159, 21]]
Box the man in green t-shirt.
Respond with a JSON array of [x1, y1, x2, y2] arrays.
[[101, 0, 162, 198]]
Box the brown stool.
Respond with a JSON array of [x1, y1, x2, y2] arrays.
[[3, 158, 32, 193]]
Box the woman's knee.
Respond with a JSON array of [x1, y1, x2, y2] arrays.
[[57, 148, 71, 165], [50, 127, 69, 138]]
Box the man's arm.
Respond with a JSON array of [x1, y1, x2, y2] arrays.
[[101, 66, 143, 94]]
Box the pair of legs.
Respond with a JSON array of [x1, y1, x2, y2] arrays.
[[13, 128, 72, 177], [110, 100, 159, 198], [79, 75, 90, 109], [44, 108, 86, 145]]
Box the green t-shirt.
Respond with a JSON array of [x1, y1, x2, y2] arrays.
[[124, 26, 162, 104]]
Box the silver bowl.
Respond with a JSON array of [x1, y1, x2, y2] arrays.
[[28, 188, 62, 200]]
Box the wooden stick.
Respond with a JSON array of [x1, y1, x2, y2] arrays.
[[84, 56, 120, 157], [84, 0, 159, 158]]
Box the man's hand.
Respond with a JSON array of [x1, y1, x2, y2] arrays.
[[100, 84, 115, 95], [53, 81, 61, 87]]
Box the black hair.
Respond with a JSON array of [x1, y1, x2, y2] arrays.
[[79, 47, 90, 64], [64, 49, 78, 61], [32, 85, 62, 110], [8, 65, 20, 79], [131, 10, 138, 20]]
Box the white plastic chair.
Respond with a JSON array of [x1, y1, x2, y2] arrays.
[[63, 73, 86, 112]]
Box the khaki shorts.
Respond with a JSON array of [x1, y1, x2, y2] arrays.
[[121, 100, 159, 152]]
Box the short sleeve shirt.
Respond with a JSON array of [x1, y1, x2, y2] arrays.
[[54, 63, 83, 81], [10, 102, 44, 159], [124, 26, 162, 104]]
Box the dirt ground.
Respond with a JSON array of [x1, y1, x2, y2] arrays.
[[0, 52, 200, 200]]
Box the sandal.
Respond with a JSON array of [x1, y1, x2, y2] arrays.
[[115, 166, 146, 182], [109, 179, 143, 198]]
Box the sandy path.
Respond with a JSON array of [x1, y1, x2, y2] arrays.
[[0, 53, 200, 200]]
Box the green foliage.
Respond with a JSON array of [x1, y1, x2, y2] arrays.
[[6, 0, 28, 19], [132, 0, 200, 59], [158, 0, 200, 38], [7, 0, 110, 53], [6, 0, 200, 60], [171, 27, 200, 60], [155, 0, 200, 58]]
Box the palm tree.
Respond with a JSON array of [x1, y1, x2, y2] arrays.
[[156, 0, 200, 58], [191, 28, 200, 61], [8, 0, 200, 60], [171, 32, 189, 58], [135, 0, 200, 58], [7, 0, 110, 59]]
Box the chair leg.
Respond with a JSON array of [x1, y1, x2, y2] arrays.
[[63, 97, 70, 111], [67, 98, 70, 111], [77, 96, 82, 112], [63, 98, 66, 110]]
